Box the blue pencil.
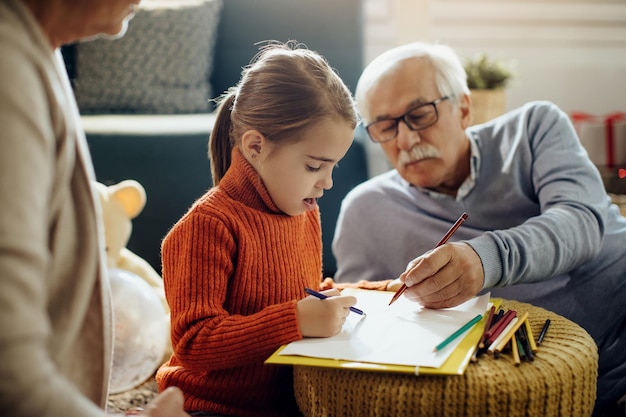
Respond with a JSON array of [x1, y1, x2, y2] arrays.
[[303, 288, 365, 316], [433, 313, 483, 352]]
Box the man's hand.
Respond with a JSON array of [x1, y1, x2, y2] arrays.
[[400, 242, 484, 309], [385, 278, 403, 292]]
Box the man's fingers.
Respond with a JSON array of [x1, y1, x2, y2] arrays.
[[403, 247, 449, 286]]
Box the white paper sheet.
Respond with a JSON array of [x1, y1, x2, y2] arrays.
[[280, 290, 490, 368]]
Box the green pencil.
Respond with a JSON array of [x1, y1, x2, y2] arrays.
[[433, 313, 483, 352]]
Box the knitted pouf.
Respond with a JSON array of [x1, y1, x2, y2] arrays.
[[293, 300, 598, 417]]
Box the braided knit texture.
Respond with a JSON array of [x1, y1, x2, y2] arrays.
[[294, 300, 598, 417]]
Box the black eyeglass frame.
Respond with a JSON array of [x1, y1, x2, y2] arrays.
[[364, 96, 450, 143]]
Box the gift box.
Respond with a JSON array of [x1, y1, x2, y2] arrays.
[[571, 112, 626, 167]]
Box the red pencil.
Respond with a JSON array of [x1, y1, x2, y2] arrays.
[[484, 309, 517, 346]]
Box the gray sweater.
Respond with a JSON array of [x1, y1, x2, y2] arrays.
[[333, 100, 626, 405]]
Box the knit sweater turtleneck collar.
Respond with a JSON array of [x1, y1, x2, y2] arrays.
[[219, 147, 283, 215]]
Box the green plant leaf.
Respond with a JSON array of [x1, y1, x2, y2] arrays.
[[464, 53, 513, 90]]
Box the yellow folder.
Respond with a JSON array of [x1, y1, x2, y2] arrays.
[[266, 292, 501, 376]]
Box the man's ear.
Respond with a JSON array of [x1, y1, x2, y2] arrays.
[[459, 94, 472, 129], [240, 129, 266, 161]]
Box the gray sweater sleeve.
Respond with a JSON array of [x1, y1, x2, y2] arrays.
[[466, 101, 607, 288]]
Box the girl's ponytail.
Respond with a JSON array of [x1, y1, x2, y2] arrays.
[[209, 91, 236, 186]]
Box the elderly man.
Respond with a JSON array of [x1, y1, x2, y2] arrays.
[[333, 42, 626, 416], [0, 0, 188, 416]]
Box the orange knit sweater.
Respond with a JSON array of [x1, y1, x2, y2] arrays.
[[156, 149, 322, 416]]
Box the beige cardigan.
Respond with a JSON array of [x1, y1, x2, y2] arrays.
[[0, 1, 112, 416]]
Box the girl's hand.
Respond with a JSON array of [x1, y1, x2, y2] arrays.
[[296, 289, 356, 337]]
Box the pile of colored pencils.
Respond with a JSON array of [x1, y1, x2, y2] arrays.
[[472, 306, 551, 366]]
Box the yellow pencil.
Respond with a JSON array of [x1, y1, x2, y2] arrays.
[[511, 333, 521, 366], [492, 311, 529, 354], [523, 317, 538, 353]]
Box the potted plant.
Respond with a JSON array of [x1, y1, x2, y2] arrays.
[[463, 53, 514, 125]]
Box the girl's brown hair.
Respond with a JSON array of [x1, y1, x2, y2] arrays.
[[209, 41, 357, 186]]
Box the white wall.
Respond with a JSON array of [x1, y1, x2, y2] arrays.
[[364, 0, 626, 116]]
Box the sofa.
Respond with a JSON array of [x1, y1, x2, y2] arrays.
[[62, 0, 369, 277]]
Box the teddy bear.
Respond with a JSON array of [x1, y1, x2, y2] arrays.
[[93, 180, 167, 306], [93, 180, 172, 365]]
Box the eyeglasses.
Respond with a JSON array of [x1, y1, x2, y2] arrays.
[[365, 96, 450, 143]]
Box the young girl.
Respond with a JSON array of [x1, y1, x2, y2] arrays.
[[155, 43, 361, 417]]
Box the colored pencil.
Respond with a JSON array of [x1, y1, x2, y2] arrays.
[[484, 309, 517, 346], [471, 306, 496, 362], [478, 305, 496, 350], [524, 317, 538, 353], [511, 333, 521, 365], [492, 309, 505, 326], [491, 311, 529, 354], [517, 330, 527, 359], [304, 288, 365, 316], [488, 317, 518, 354], [389, 212, 468, 306], [433, 313, 483, 352], [518, 323, 534, 361], [538, 319, 551, 344]]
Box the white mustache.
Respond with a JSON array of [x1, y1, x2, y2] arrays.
[[398, 144, 441, 166]]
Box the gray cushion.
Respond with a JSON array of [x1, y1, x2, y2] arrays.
[[74, 0, 222, 114]]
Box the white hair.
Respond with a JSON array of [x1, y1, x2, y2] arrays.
[[355, 42, 469, 119]]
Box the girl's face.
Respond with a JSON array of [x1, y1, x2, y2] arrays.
[[248, 119, 355, 216]]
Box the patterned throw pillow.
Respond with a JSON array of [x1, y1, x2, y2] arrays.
[[73, 0, 222, 114]]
